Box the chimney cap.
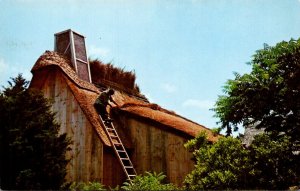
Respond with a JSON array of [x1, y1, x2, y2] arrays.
[[54, 29, 86, 38]]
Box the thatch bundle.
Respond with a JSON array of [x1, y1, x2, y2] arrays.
[[89, 59, 140, 93]]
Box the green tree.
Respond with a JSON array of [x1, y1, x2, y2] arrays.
[[184, 132, 299, 190], [214, 39, 300, 141], [205, 38, 300, 189], [121, 171, 179, 190], [248, 134, 299, 189], [184, 132, 252, 190], [0, 74, 71, 190]]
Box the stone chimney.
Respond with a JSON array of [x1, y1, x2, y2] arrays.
[[54, 29, 91, 83]]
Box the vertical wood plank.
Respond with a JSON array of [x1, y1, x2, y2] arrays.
[[103, 147, 126, 187], [90, 129, 103, 182], [127, 118, 194, 186], [149, 125, 164, 173], [84, 119, 92, 182]]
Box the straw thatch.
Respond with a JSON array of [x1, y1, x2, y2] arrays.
[[116, 102, 219, 142], [32, 51, 99, 93], [31, 51, 219, 146], [89, 59, 140, 94]]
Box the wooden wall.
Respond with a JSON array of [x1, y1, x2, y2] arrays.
[[35, 68, 195, 186], [117, 116, 195, 186], [102, 147, 127, 187], [39, 69, 104, 183]]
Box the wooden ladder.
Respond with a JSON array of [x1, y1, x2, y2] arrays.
[[99, 115, 137, 181]]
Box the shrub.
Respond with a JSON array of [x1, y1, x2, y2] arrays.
[[69, 181, 106, 191], [121, 171, 179, 190]]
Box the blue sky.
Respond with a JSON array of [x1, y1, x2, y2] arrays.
[[1, 0, 300, 133]]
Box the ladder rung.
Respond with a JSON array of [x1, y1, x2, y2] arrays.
[[103, 120, 137, 181], [125, 166, 133, 168], [106, 127, 115, 131]]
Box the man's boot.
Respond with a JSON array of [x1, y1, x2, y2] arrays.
[[104, 117, 113, 124]]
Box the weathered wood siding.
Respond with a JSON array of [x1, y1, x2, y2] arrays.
[[39, 70, 104, 183], [120, 117, 194, 186], [102, 147, 127, 187], [35, 68, 195, 186]]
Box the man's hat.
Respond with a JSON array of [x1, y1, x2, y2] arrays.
[[108, 88, 115, 95]]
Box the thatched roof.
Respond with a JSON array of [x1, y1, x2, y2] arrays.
[[116, 102, 218, 141], [90, 59, 142, 97], [30, 51, 218, 147]]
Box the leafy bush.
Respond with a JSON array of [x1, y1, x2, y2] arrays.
[[69, 181, 106, 191], [184, 132, 251, 190], [122, 171, 179, 190], [184, 131, 300, 190], [248, 134, 299, 189]]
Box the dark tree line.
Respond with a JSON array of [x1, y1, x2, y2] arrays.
[[0, 74, 71, 190]]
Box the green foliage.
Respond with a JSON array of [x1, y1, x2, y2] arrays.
[[69, 181, 106, 191], [0, 74, 71, 190], [211, 127, 222, 136], [209, 37, 300, 189], [184, 131, 209, 153], [184, 132, 300, 190], [248, 134, 299, 189], [184, 133, 251, 190], [121, 171, 179, 190], [214, 38, 300, 141]]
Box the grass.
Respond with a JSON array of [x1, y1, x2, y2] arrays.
[[89, 59, 140, 93]]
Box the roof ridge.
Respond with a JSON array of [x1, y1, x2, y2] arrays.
[[120, 102, 210, 131], [32, 51, 99, 93]]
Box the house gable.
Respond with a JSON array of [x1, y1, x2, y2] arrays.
[[31, 68, 104, 182]]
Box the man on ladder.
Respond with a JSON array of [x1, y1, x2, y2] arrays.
[[94, 88, 117, 123], [94, 88, 137, 180]]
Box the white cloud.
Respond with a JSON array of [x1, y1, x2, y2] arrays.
[[160, 83, 177, 93], [182, 99, 214, 110], [88, 45, 110, 58], [0, 58, 8, 75]]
